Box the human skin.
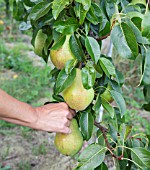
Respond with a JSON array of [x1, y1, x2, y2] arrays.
[[0, 89, 75, 134]]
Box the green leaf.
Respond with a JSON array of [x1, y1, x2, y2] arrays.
[[69, 35, 84, 61], [86, 5, 99, 25], [19, 21, 32, 31], [78, 144, 106, 170], [111, 22, 138, 59], [92, 94, 102, 115], [55, 68, 76, 94], [65, 59, 77, 74], [110, 80, 122, 94], [29, 2, 51, 21], [99, 57, 116, 78], [105, 2, 116, 19], [97, 130, 105, 146], [23, 0, 35, 7], [108, 124, 118, 141], [143, 85, 150, 103], [82, 65, 96, 90], [110, 90, 126, 117], [75, 0, 91, 11], [52, 0, 70, 19], [115, 69, 124, 85], [124, 18, 150, 44], [74, 3, 88, 25], [85, 36, 100, 63], [44, 34, 53, 56], [79, 108, 94, 141], [142, 11, 150, 41], [95, 162, 108, 170], [131, 147, 150, 169], [13, 1, 26, 21], [140, 48, 150, 85], [131, 0, 147, 6], [52, 94, 64, 102], [53, 17, 79, 35], [94, 63, 103, 78], [115, 107, 125, 125], [119, 124, 132, 142], [102, 99, 114, 118], [51, 35, 66, 50]]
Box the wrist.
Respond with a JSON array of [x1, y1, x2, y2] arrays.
[[25, 106, 39, 128]]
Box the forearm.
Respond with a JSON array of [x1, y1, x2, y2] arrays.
[[0, 89, 75, 133], [0, 89, 37, 126]]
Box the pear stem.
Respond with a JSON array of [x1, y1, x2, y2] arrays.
[[94, 120, 123, 160], [78, 62, 82, 69]]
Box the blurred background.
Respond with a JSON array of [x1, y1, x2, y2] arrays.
[[0, 0, 150, 170]]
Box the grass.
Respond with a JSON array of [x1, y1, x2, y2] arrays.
[[18, 160, 31, 170], [0, 32, 52, 130], [32, 142, 48, 156]]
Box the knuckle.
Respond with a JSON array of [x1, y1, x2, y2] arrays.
[[64, 111, 70, 117], [60, 124, 65, 130], [61, 102, 68, 108], [63, 118, 68, 124]]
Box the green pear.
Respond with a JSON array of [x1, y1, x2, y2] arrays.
[[63, 68, 94, 111], [54, 118, 83, 156], [34, 29, 47, 57], [101, 83, 113, 103], [50, 35, 74, 69]]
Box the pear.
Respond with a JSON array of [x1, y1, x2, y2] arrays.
[[34, 29, 47, 57], [54, 118, 83, 156], [50, 35, 74, 69], [63, 68, 94, 111], [101, 83, 113, 103]]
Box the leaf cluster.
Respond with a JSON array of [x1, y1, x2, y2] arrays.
[[12, 0, 150, 169]]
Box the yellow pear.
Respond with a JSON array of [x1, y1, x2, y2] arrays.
[[54, 118, 83, 156], [101, 83, 113, 103], [63, 68, 94, 111], [34, 29, 47, 57], [50, 35, 74, 69]]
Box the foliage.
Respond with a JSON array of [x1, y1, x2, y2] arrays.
[[10, 0, 150, 169]]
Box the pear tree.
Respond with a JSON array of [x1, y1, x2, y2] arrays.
[[12, 0, 150, 169]]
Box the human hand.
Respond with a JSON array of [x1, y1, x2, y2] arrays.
[[33, 102, 76, 134]]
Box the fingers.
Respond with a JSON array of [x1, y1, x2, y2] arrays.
[[60, 102, 76, 118], [61, 127, 71, 134], [69, 108, 76, 117]]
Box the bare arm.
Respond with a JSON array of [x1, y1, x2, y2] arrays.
[[0, 89, 75, 133]]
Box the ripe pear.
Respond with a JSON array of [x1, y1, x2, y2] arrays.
[[54, 118, 83, 156], [50, 35, 74, 69], [101, 83, 113, 103], [63, 69, 94, 111], [34, 29, 47, 57]]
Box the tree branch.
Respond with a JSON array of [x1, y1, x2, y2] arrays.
[[89, 30, 110, 41], [96, 33, 110, 41], [94, 120, 123, 160]]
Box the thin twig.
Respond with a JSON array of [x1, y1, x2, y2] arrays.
[[89, 30, 110, 41], [94, 120, 123, 160], [96, 33, 110, 41]]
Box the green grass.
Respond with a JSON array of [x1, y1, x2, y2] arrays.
[[32, 143, 48, 156], [18, 160, 31, 170], [0, 34, 52, 130]]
